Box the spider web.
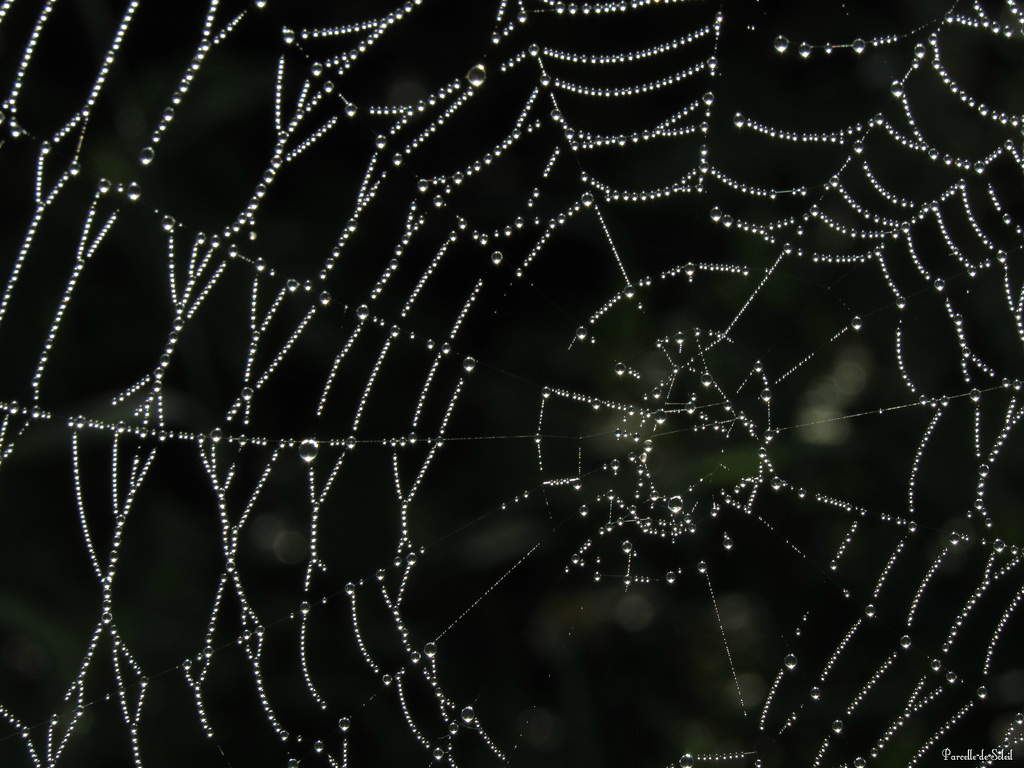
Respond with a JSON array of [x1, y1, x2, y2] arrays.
[[0, 0, 1023, 766]]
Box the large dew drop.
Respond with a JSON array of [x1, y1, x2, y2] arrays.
[[466, 64, 486, 87], [299, 439, 318, 463]]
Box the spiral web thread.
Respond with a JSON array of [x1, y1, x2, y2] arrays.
[[0, 0, 1023, 766]]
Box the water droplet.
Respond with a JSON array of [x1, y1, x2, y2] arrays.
[[832, 719, 844, 733], [210, 428, 223, 443], [345, 103, 357, 118], [491, 251, 503, 265], [463, 357, 477, 373], [760, 389, 772, 403], [424, 642, 437, 658], [810, 686, 821, 700], [139, 147, 155, 166], [339, 717, 350, 732], [621, 540, 633, 554], [666, 571, 676, 584], [241, 387, 254, 401], [679, 756, 694, 768], [722, 534, 733, 550], [865, 604, 875, 618], [784, 654, 797, 670], [356, 304, 370, 320], [575, 326, 587, 340], [774, 35, 789, 53], [162, 215, 175, 232], [697, 561, 707, 574], [299, 439, 318, 462], [798, 42, 811, 58], [319, 291, 331, 306], [977, 686, 988, 699], [300, 601, 311, 615], [467, 64, 486, 87], [614, 362, 626, 376], [700, 373, 713, 387], [970, 388, 980, 402], [127, 182, 141, 201], [851, 316, 863, 331], [668, 496, 683, 513], [852, 38, 866, 54], [710, 206, 723, 222], [581, 192, 594, 207], [853, 140, 864, 154], [375, 134, 387, 150], [654, 410, 667, 424], [461, 706, 476, 723], [890, 81, 904, 98]]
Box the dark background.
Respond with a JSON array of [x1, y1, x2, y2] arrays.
[[0, 0, 1023, 766]]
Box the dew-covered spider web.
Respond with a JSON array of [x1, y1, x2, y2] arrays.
[[1, 0, 1024, 766]]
